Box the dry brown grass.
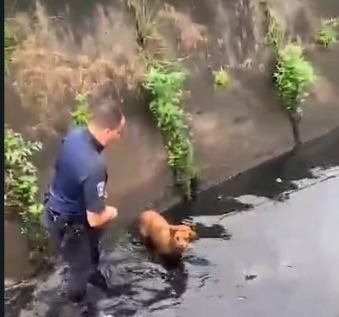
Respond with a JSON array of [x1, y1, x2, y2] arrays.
[[9, 2, 144, 130], [127, 0, 207, 57], [8, 1, 207, 132], [157, 4, 208, 52], [12, 40, 142, 123]]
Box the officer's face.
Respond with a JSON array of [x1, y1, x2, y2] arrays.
[[104, 116, 125, 145]]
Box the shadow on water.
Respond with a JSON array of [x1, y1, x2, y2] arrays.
[[164, 126, 339, 223], [13, 127, 339, 317]]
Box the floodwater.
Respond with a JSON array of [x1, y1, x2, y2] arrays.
[[9, 128, 339, 317]]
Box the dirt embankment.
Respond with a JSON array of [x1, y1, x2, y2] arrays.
[[4, 0, 339, 281]]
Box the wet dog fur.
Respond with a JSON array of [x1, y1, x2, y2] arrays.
[[139, 210, 197, 260]]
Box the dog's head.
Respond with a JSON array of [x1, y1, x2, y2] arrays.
[[169, 225, 198, 252]]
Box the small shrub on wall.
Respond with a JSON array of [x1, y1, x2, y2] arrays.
[[274, 44, 317, 144], [315, 18, 339, 48], [4, 127, 47, 251], [144, 64, 196, 199], [274, 44, 317, 114], [213, 68, 230, 88], [71, 93, 91, 127]]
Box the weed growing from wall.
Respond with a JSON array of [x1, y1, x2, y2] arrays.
[[71, 93, 91, 127], [144, 64, 196, 199], [262, 2, 318, 145], [274, 44, 317, 113], [274, 44, 317, 144], [4, 127, 47, 252], [213, 68, 230, 88], [315, 18, 338, 48], [127, 0, 198, 199]]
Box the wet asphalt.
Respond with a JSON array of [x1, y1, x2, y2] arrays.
[[13, 127, 339, 317]]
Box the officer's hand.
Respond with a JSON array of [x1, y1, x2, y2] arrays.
[[87, 206, 118, 228], [107, 206, 118, 221], [103, 190, 108, 200]]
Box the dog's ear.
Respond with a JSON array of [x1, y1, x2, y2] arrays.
[[169, 227, 177, 237], [188, 228, 198, 241]]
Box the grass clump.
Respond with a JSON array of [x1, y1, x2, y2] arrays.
[[274, 44, 317, 114], [4, 20, 18, 74], [266, 14, 285, 49], [127, 0, 207, 56], [9, 2, 144, 133], [71, 93, 91, 127], [127, 0, 159, 47], [213, 68, 230, 88], [4, 127, 47, 252], [261, 1, 286, 50], [157, 4, 207, 51], [144, 64, 196, 199], [315, 18, 338, 48]]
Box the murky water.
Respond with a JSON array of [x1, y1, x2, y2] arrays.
[[9, 128, 339, 317], [4, 220, 33, 280]]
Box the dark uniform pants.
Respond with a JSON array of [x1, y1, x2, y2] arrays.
[[42, 209, 107, 302]]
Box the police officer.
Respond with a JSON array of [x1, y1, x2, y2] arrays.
[[42, 96, 125, 304]]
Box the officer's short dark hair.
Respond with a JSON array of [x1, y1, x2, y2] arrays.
[[90, 96, 123, 130]]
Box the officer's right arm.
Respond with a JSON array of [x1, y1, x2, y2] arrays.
[[83, 169, 118, 228]]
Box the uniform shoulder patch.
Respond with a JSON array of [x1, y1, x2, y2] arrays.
[[96, 181, 106, 198]]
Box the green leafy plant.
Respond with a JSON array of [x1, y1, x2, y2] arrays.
[[144, 64, 196, 199], [274, 44, 317, 114], [315, 18, 338, 48], [4, 127, 46, 250], [262, 1, 317, 145], [213, 68, 230, 88], [71, 93, 91, 127]]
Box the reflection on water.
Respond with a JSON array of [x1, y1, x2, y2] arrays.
[[12, 128, 339, 317]]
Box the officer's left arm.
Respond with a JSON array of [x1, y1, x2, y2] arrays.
[[83, 167, 117, 227], [83, 167, 107, 212]]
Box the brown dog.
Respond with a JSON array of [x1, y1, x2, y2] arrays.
[[139, 210, 197, 257]]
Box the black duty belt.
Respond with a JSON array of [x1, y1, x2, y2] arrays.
[[47, 208, 85, 224], [44, 188, 88, 225], [47, 208, 88, 236]]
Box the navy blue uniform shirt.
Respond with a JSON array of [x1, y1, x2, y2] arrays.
[[47, 128, 107, 221]]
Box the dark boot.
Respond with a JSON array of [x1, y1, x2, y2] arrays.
[[88, 270, 108, 292], [68, 290, 87, 303], [88, 270, 134, 298]]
